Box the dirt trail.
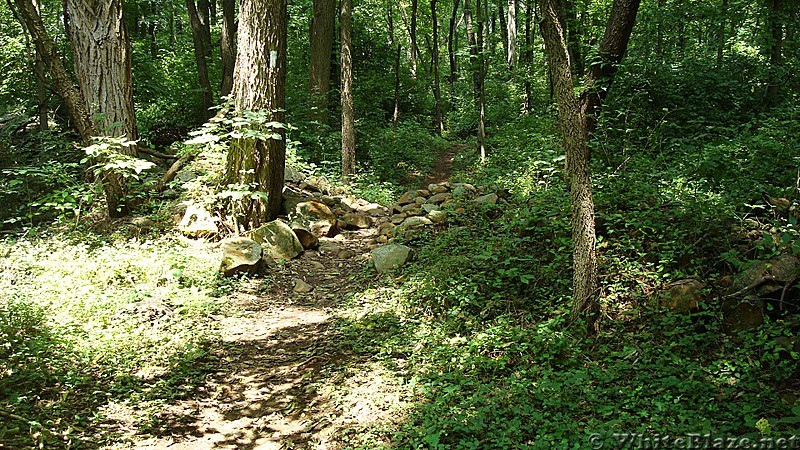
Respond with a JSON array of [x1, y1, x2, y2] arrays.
[[420, 144, 467, 188], [122, 145, 464, 450]]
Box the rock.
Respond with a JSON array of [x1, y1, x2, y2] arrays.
[[307, 261, 325, 271], [178, 204, 218, 238], [340, 195, 360, 211], [319, 242, 342, 255], [395, 216, 433, 234], [338, 249, 357, 259], [416, 189, 431, 197], [656, 279, 705, 314], [372, 244, 412, 273], [402, 203, 421, 212], [428, 193, 452, 204], [404, 208, 422, 216], [414, 197, 428, 205], [281, 192, 308, 216], [342, 212, 373, 229], [319, 195, 338, 207], [376, 235, 389, 244], [175, 170, 198, 184], [421, 204, 440, 213], [427, 210, 448, 224], [474, 193, 499, 205], [728, 255, 800, 297], [378, 222, 395, 235], [451, 184, 469, 198], [454, 207, 466, 214], [722, 296, 764, 332], [292, 227, 319, 250], [357, 203, 386, 216], [247, 220, 304, 261], [391, 214, 407, 224], [219, 238, 263, 277], [284, 165, 306, 183], [398, 191, 418, 205], [293, 278, 314, 293], [390, 204, 404, 214], [291, 201, 339, 237], [428, 184, 449, 194]]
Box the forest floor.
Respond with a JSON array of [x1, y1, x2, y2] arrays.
[[118, 146, 461, 450]]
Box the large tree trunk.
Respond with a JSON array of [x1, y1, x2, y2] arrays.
[[309, 0, 336, 123], [410, 0, 420, 75], [340, 0, 356, 178], [716, 0, 727, 68], [447, 0, 460, 84], [66, 0, 138, 218], [539, 0, 640, 330], [523, 0, 533, 112], [187, 0, 213, 121], [225, 0, 287, 228], [220, 0, 236, 97], [431, 0, 444, 134], [497, 0, 508, 64], [464, 0, 486, 161]]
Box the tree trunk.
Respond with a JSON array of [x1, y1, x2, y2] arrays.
[[410, 0, 420, 76], [716, 0, 727, 67], [432, 0, 444, 134], [220, 0, 236, 97], [465, 0, 486, 161], [393, 43, 401, 130], [169, 1, 176, 47], [497, 0, 508, 64], [341, 0, 356, 178], [225, 0, 287, 228], [448, 0, 460, 84], [187, 0, 213, 121], [539, 0, 640, 330], [148, 22, 158, 58], [523, 0, 533, 112], [309, 0, 336, 123], [507, 0, 516, 68], [765, 0, 783, 108]]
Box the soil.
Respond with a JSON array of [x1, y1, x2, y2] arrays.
[[116, 146, 462, 449]]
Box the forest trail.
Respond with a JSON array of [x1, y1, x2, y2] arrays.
[[124, 145, 464, 449]]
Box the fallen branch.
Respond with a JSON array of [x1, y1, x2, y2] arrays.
[[152, 153, 196, 193], [138, 147, 178, 159]]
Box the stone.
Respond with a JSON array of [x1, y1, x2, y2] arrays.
[[391, 214, 407, 224], [357, 203, 386, 216], [454, 207, 466, 214], [416, 189, 431, 197], [175, 170, 198, 184], [342, 212, 373, 229], [656, 279, 705, 314], [427, 210, 448, 224], [474, 193, 499, 205], [421, 204, 440, 213], [391, 204, 404, 214], [178, 204, 218, 238], [307, 261, 325, 271], [320, 196, 338, 207], [402, 203, 421, 212], [247, 220, 304, 261], [428, 184, 449, 194], [395, 216, 433, 233], [428, 193, 452, 204], [372, 244, 412, 273], [292, 227, 319, 250], [414, 197, 428, 206], [397, 191, 418, 205], [378, 222, 395, 235], [376, 235, 389, 244], [728, 255, 800, 297], [404, 208, 421, 216], [219, 238, 263, 277], [338, 249, 357, 259], [284, 165, 306, 183], [319, 242, 342, 255], [722, 296, 764, 332], [293, 278, 314, 293], [291, 201, 339, 237]]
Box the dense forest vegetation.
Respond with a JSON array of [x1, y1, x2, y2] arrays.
[[1, 0, 799, 447]]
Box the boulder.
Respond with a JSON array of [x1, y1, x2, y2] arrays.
[[178, 204, 218, 238], [220, 238, 263, 277], [284, 164, 306, 183], [656, 279, 705, 314], [428, 193, 452, 204], [292, 227, 319, 250], [727, 254, 800, 297], [372, 244, 412, 273], [342, 212, 373, 229], [416, 189, 431, 197], [291, 200, 339, 237], [293, 278, 314, 293], [338, 249, 357, 259], [421, 203, 440, 213], [402, 203, 421, 213], [722, 296, 765, 332], [319, 242, 342, 255], [428, 184, 449, 194], [398, 191, 418, 205], [391, 214, 407, 224], [357, 203, 386, 216], [427, 210, 448, 224], [378, 222, 395, 236], [248, 220, 304, 261], [474, 193, 499, 205]]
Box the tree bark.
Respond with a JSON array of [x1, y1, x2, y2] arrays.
[[538, 0, 640, 330], [716, 0, 727, 68], [393, 43, 401, 130], [340, 0, 356, 178], [187, 0, 213, 121], [523, 0, 533, 112], [465, 0, 486, 161], [447, 0, 460, 84], [225, 0, 287, 228], [765, 0, 783, 108], [507, 0, 517, 68], [497, 0, 508, 64], [309, 0, 336, 123], [410, 0, 420, 75], [432, 0, 444, 134], [220, 0, 236, 97]]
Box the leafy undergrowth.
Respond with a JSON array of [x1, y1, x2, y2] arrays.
[[0, 227, 230, 448]]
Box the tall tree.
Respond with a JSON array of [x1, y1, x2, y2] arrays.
[[765, 0, 784, 108], [447, 0, 460, 84], [341, 0, 356, 177], [410, 0, 420, 75], [225, 0, 287, 227], [506, 0, 517, 68], [309, 0, 336, 123], [431, 0, 444, 134], [186, 0, 213, 120], [220, 0, 236, 97], [66, 0, 139, 217], [538, 0, 640, 329], [465, 0, 486, 161]]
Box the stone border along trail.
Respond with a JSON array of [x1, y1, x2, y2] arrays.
[[125, 145, 489, 449]]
